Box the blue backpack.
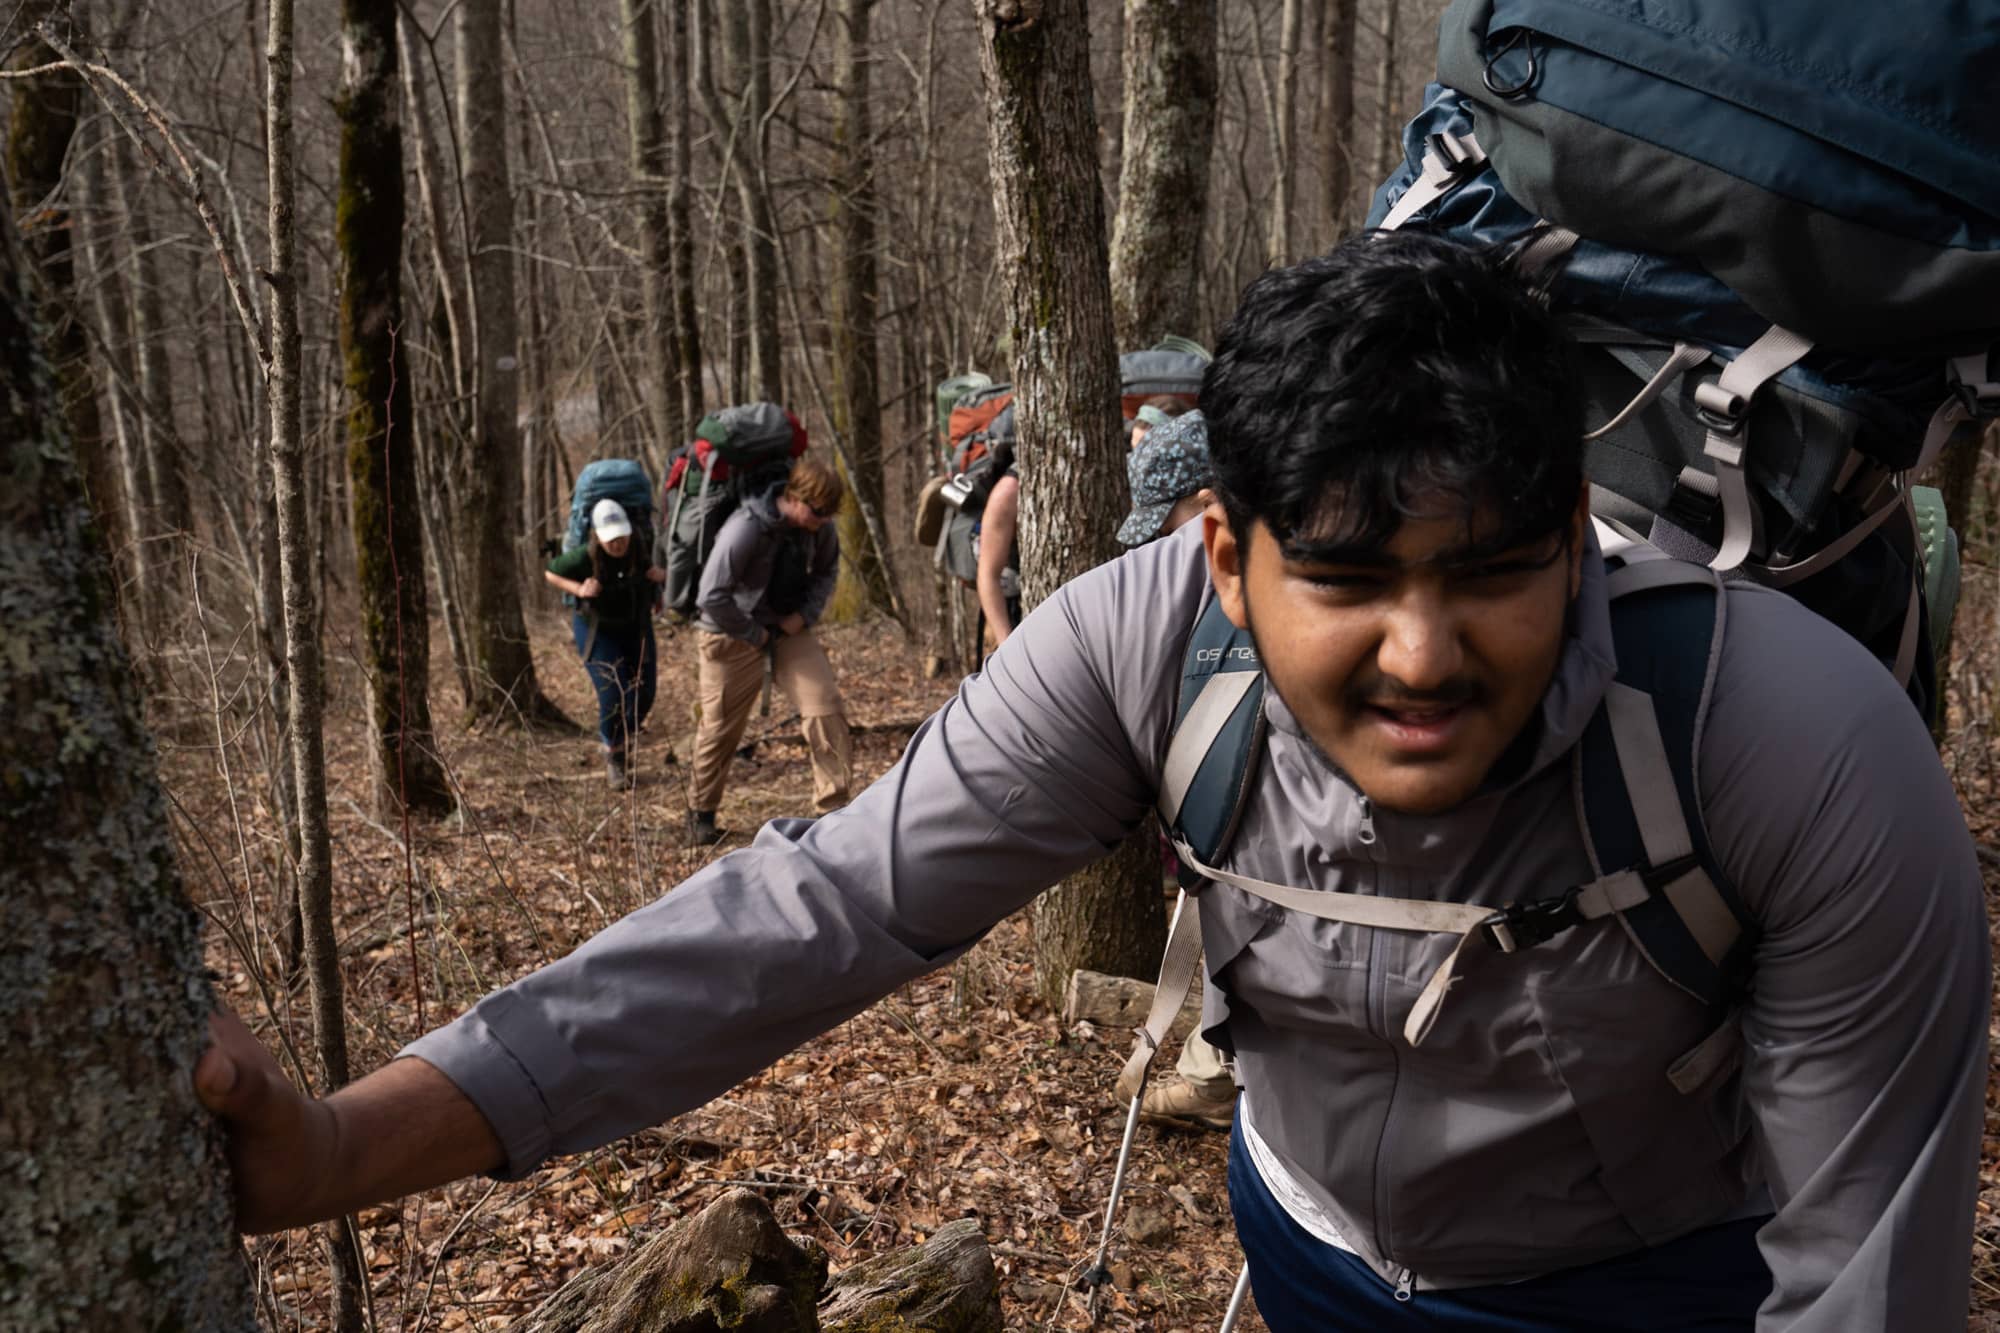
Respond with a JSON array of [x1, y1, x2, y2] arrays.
[[561, 459, 656, 610], [1367, 0, 2000, 720]]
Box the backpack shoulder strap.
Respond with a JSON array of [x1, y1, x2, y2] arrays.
[[1158, 593, 1266, 875], [1118, 593, 1266, 1103], [1578, 558, 1756, 1011]]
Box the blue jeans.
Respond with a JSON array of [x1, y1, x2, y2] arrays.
[[570, 615, 657, 753], [1226, 1122, 1771, 1331]]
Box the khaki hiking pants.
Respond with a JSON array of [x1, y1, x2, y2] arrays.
[[1177, 975, 1234, 1094], [690, 629, 852, 815]]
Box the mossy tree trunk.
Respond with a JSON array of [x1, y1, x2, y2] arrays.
[[975, 0, 1168, 1000], [338, 0, 452, 816], [1107, 0, 1218, 349], [0, 144, 256, 1333], [829, 0, 896, 618], [458, 0, 561, 728], [5, 4, 123, 600]]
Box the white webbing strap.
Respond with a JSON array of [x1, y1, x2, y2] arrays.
[[1753, 486, 1905, 588], [1158, 671, 1259, 828], [1591, 515, 1655, 562], [1171, 839, 1648, 1046], [1585, 343, 1711, 441], [1697, 325, 1814, 572], [1378, 131, 1486, 231], [1114, 889, 1207, 1101]]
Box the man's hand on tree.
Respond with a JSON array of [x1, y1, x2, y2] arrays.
[[195, 1008, 338, 1234], [196, 1008, 505, 1234]]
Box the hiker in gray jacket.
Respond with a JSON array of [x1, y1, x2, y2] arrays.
[[197, 232, 1987, 1331], [686, 454, 852, 845]]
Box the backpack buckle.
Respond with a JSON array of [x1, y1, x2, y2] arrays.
[[1481, 887, 1584, 952], [1692, 380, 1749, 437]]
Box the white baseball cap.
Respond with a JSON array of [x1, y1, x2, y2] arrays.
[[591, 498, 633, 542]]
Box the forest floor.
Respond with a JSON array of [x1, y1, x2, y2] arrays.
[[161, 595, 2000, 1332]]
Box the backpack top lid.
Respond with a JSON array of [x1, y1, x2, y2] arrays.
[[697, 401, 805, 468], [1435, 0, 2000, 350], [566, 458, 655, 551], [948, 384, 1016, 470]]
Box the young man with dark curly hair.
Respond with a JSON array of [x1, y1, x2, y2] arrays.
[[198, 233, 1986, 1331]]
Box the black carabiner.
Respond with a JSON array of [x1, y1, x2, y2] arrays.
[[1482, 27, 1540, 101]]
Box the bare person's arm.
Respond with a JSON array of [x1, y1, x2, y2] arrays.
[[196, 1008, 501, 1234], [976, 475, 1019, 646]]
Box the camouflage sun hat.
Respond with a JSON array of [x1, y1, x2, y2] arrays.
[[1117, 410, 1213, 547]]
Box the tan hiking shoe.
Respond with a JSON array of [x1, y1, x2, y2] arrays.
[[1139, 1077, 1236, 1132]]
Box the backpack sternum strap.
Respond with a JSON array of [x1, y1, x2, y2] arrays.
[[1170, 837, 1650, 1046]]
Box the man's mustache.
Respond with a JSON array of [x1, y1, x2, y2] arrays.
[[1350, 677, 1481, 711]]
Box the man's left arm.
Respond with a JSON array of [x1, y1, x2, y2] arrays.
[[1704, 591, 1989, 1331], [799, 524, 838, 628]]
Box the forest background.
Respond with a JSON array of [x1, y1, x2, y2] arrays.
[[6, 0, 2000, 1330]]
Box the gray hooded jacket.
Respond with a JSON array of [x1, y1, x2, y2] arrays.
[[694, 489, 838, 643], [408, 522, 1987, 1330]]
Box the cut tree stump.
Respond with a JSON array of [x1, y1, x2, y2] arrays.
[[1063, 968, 1201, 1040], [506, 1188, 1004, 1333], [818, 1218, 1002, 1333], [507, 1188, 827, 1333]]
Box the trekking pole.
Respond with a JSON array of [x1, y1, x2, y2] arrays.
[[1217, 1261, 1252, 1333], [1085, 886, 1201, 1317]]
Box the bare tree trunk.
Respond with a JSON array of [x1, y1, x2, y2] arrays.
[[6, 5, 125, 598], [975, 0, 1168, 1000], [622, 0, 686, 456], [1318, 0, 1360, 235], [458, 0, 559, 726], [704, 0, 783, 401], [1266, 0, 1303, 262], [667, 0, 704, 429], [275, 3, 370, 1327], [829, 0, 895, 614], [0, 146, 258, 1333], [339, 0, 453, 817], [1107, 0, 1217, 349]]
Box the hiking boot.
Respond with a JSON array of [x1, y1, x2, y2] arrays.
[[605, 750, 633, 790], [1138, 1077, 1236, 1133], [687, 809, 724, 846]]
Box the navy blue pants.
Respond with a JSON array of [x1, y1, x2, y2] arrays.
[[571, 615, 657, 754], [1226, 1123, 1772, 1331]]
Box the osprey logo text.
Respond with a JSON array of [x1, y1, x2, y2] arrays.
[[1194, 645, 1259, 666]]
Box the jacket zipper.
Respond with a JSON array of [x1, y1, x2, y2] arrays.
[[1394, 1267, 1414, 1302], [1356, 794, 1377, 845]]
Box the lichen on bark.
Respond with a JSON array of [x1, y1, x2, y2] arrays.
[[0, 135, 256, 1332]]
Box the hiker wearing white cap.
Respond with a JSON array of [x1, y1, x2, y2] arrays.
[[543, 498, 665, 787]]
